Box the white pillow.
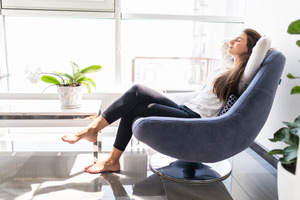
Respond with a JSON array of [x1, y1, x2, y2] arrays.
[[238, 37, 272, 94]]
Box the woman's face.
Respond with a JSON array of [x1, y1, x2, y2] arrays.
[[228, 32, 248, 57]]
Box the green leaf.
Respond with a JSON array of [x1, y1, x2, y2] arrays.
[[287, 19, 300, 34], [283, 145, 298, 162], [294, 115, 300, 124], [73, 72, 84, 83], [267, 149, 283, 156], [54, 71, 73, 83], [288, 124, 300, 137], [297, 40, 300, 47], [77, 77, 97, 88], [287, 73, 296, 79], [269, 127, 290, 142], [70, 62, 80, 77], [291, 86, 300, 95], [41, 75, 61, 85], [280, 157, 296, 165], [81, 82, 91, 93], [290, 133, 299, 147], [65, 79, 70, 85], [282, 121, 292, 126], [64, 73, 74, 83], [287, 73, 300, 79], [80, 65, 102, 74]]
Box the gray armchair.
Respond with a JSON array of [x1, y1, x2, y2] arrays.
[[132, 50, 286, 183]]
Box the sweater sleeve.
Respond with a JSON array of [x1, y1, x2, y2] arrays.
[[238, 37, 272, 94], [221, 39, 234, 67]]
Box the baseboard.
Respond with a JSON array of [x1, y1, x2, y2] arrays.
[[249, 141, 279, 169]]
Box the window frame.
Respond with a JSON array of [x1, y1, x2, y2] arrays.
[[0, 0, 245, 98], [1, 0, 115, 12]]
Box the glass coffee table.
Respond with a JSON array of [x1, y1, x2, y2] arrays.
[[0, 99, 102, 161]]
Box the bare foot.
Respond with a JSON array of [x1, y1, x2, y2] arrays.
[[61, 127, 98, 144], [85, 159, 121, 174]]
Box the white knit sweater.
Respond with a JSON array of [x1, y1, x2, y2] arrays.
[[184, 37, 271, 118]]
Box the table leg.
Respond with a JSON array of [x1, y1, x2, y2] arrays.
[[93, 107, 102, 162], [93, 141, 98, 162], [93, 131, 102, 162]]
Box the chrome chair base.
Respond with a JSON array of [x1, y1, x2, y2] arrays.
[[150, 154, 232, 184]]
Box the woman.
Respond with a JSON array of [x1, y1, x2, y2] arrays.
[[62, 28, 271, 173]]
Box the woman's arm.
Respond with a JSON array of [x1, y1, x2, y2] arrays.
[[221, 39, 234, 67], [238, 37, 271, 94]]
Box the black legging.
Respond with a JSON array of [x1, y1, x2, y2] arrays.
[[102, 84, 200, 151]]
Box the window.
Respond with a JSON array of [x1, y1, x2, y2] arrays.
[[121, 0, 245, 17], [0, 0, 246, 94], [121, 20, 243, 89], [4, 16, 115, 93], [2, 0, 114, 12], [120, 0, 245, 88]]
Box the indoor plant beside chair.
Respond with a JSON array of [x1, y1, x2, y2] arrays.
[[268, 115, 299, 200], [268, 19, 300, 200], [40, 61, 102, 108]]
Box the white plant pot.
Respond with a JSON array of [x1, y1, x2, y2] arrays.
[[57, 85, 82, 109], [277, 162, 296, 200]]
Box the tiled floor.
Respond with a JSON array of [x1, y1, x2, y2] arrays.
[[0, 127, 278, 200]]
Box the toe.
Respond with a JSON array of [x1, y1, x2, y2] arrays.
[[61, 136, 67, 141], [85, 164, 93, 170], [86, 166, 100, 174]]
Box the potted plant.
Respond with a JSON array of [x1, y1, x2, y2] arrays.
[[268, 19, 300, 200], [40, 61, 102, 108]]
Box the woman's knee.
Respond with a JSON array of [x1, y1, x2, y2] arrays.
[[130, 84, 144, 92], [129, 84, 148, 95]]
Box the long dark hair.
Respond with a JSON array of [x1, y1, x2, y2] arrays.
[[213, 28, 261, 102]]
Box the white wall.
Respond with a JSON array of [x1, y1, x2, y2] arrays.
[[244, 0, 300, 150]]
